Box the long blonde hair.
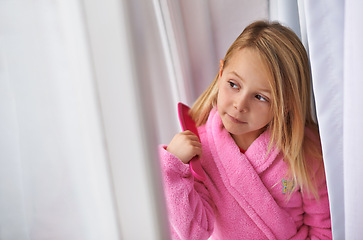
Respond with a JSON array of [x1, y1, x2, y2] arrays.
[[190, 20, 323, 198]]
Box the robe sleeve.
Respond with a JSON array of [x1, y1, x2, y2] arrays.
[[159, 145, 215, 240], [302, 161, 332, 240]]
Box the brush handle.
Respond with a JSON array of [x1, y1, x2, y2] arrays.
[[177, 102, 207, 181]]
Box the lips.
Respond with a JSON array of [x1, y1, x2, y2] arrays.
[[227, 114, 246, 124]]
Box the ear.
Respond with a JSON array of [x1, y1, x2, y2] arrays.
[[219, 59, 224, 78]]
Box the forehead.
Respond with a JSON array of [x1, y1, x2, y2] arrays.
[[224, 48, 272, 88]]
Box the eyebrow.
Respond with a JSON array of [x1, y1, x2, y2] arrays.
[[231, 71, 271, 94], [231, 71, 243, 81]]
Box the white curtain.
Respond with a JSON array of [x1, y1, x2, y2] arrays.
[[0, 0, 169, 239], [0, 1, 119, 239], [303, 1, 345, 238], [343, 0, 363, 238], [303, 0, 363, 239]]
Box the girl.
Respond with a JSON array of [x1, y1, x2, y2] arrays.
[[159, 20, 331, 239]]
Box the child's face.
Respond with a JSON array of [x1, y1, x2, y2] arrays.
[[217, 48, 273, 149]]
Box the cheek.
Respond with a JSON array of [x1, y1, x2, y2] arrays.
[[253, 104, 273, 123], [216, 89, 224, 107], [217, 85, 231, 105], [264, 106, 274, 122], [264, 110, 274, 125]]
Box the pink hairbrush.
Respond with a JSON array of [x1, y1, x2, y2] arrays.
[[177, 102, 207, 181]]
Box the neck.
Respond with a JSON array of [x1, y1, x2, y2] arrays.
[[231, 129, 265, 151]]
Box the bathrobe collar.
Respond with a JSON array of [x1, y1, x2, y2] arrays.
[[208, 108, 280, 173], [205, 108, 296, 239]]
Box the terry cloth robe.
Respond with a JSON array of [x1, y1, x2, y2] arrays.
[[159, 108, 332, 240]]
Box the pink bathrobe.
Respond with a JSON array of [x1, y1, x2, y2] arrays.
[[159, 108, 332, 240]]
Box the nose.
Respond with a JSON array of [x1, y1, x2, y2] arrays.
[[233, 93, 249, 112]]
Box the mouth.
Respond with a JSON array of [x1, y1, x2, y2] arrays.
[[227, 114, 246, 124]]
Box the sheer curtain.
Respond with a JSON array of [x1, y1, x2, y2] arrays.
[[343, 0, 363, 238], [303, 0, 363, 238], [0, 1, 119, 239], [0, 0, 169, 239], [303, 1, 344, 238]]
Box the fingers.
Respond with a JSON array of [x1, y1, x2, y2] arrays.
[[180, 130, 199, 138], [180, 131, 201, 145], [166, 131, 203, 164]]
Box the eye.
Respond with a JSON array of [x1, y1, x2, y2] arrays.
[[228, 80, 239, 89], [255, 94, 269, 102]]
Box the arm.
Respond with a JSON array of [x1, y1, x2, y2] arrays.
[[302, 164, 332, 240], [159, 145, 215, 240]]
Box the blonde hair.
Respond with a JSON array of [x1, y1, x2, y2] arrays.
[[190, 20, 323, 198]]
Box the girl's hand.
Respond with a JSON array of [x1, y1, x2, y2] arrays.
[[166, 131, 202, 164]]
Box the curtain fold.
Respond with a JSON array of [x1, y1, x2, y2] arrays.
[[303, 0, 345, 238], [303, 0, 363, 238], [0, 1, 119, 239], [343, 0, 363, 238]]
